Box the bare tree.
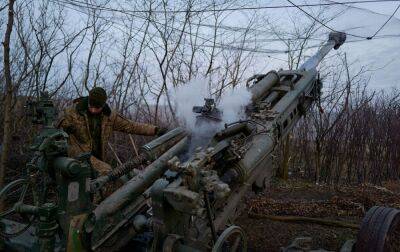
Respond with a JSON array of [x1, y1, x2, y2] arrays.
[[1, 0, 15, 195], [149, 0, 192, 123]]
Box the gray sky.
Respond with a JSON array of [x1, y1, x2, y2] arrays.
[[352, 1, 400, 17]]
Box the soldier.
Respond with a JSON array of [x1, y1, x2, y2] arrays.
[[57, 87, 167, 176]]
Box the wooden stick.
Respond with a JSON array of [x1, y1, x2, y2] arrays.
[[129, 134, 139, 157], [107, 142, 122, 165], [248, 212, 359, 229]]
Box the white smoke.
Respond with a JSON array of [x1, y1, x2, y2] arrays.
[[171, 78, 252, 151], [219, 85, 252, 124], [171, 78, 209, 130]]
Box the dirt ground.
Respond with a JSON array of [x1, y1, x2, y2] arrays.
[[236, 179, 400, 251]]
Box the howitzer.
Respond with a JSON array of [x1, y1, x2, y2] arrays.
[[137, 32, 346, 251], [1, 32, 399, 252]]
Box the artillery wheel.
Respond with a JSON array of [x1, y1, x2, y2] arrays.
[[212, 225, 247, 252], [356, 206, 400, 252], [0, 179, 37, 237]]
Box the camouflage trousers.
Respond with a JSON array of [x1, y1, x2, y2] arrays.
[[90, 156, 112, 176], [89, 157, 125, 204]]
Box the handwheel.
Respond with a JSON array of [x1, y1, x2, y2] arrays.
[[356, 206, 400, 252], [0, 179, 37, 237], [212, 225, 247, 252]]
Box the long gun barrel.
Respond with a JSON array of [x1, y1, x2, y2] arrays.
[[249, 32, 346, 104], [300, 32, 346, 71]]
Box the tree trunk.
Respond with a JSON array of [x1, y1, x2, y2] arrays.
[[1, 0, 16, 195], [315, 139, 321, 184], [278, 135, 290, 180]]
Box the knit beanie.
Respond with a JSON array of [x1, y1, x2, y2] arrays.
[[89, 87, 107, 108]]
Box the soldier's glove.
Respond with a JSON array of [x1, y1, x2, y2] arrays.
[[155, 127, 168, 136]]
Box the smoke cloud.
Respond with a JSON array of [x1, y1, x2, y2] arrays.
[[171, 78, 252, 151], [219, 85, 252, 124], [172, 78, 208, 130]]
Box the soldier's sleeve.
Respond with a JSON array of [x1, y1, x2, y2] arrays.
[[56, 109, 75, 134], [112, 113, 157, 136]]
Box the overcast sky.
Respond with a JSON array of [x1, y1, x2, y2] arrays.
[[338, 2, 400, 88], [352, 0, 400, 17]]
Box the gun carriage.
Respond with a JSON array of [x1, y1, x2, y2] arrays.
[[0, 32, 399, 252]]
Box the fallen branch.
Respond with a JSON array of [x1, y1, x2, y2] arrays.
[[248, 212, 359, 229]]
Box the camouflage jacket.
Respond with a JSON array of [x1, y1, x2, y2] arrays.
[[57, 97, 157, 175]]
